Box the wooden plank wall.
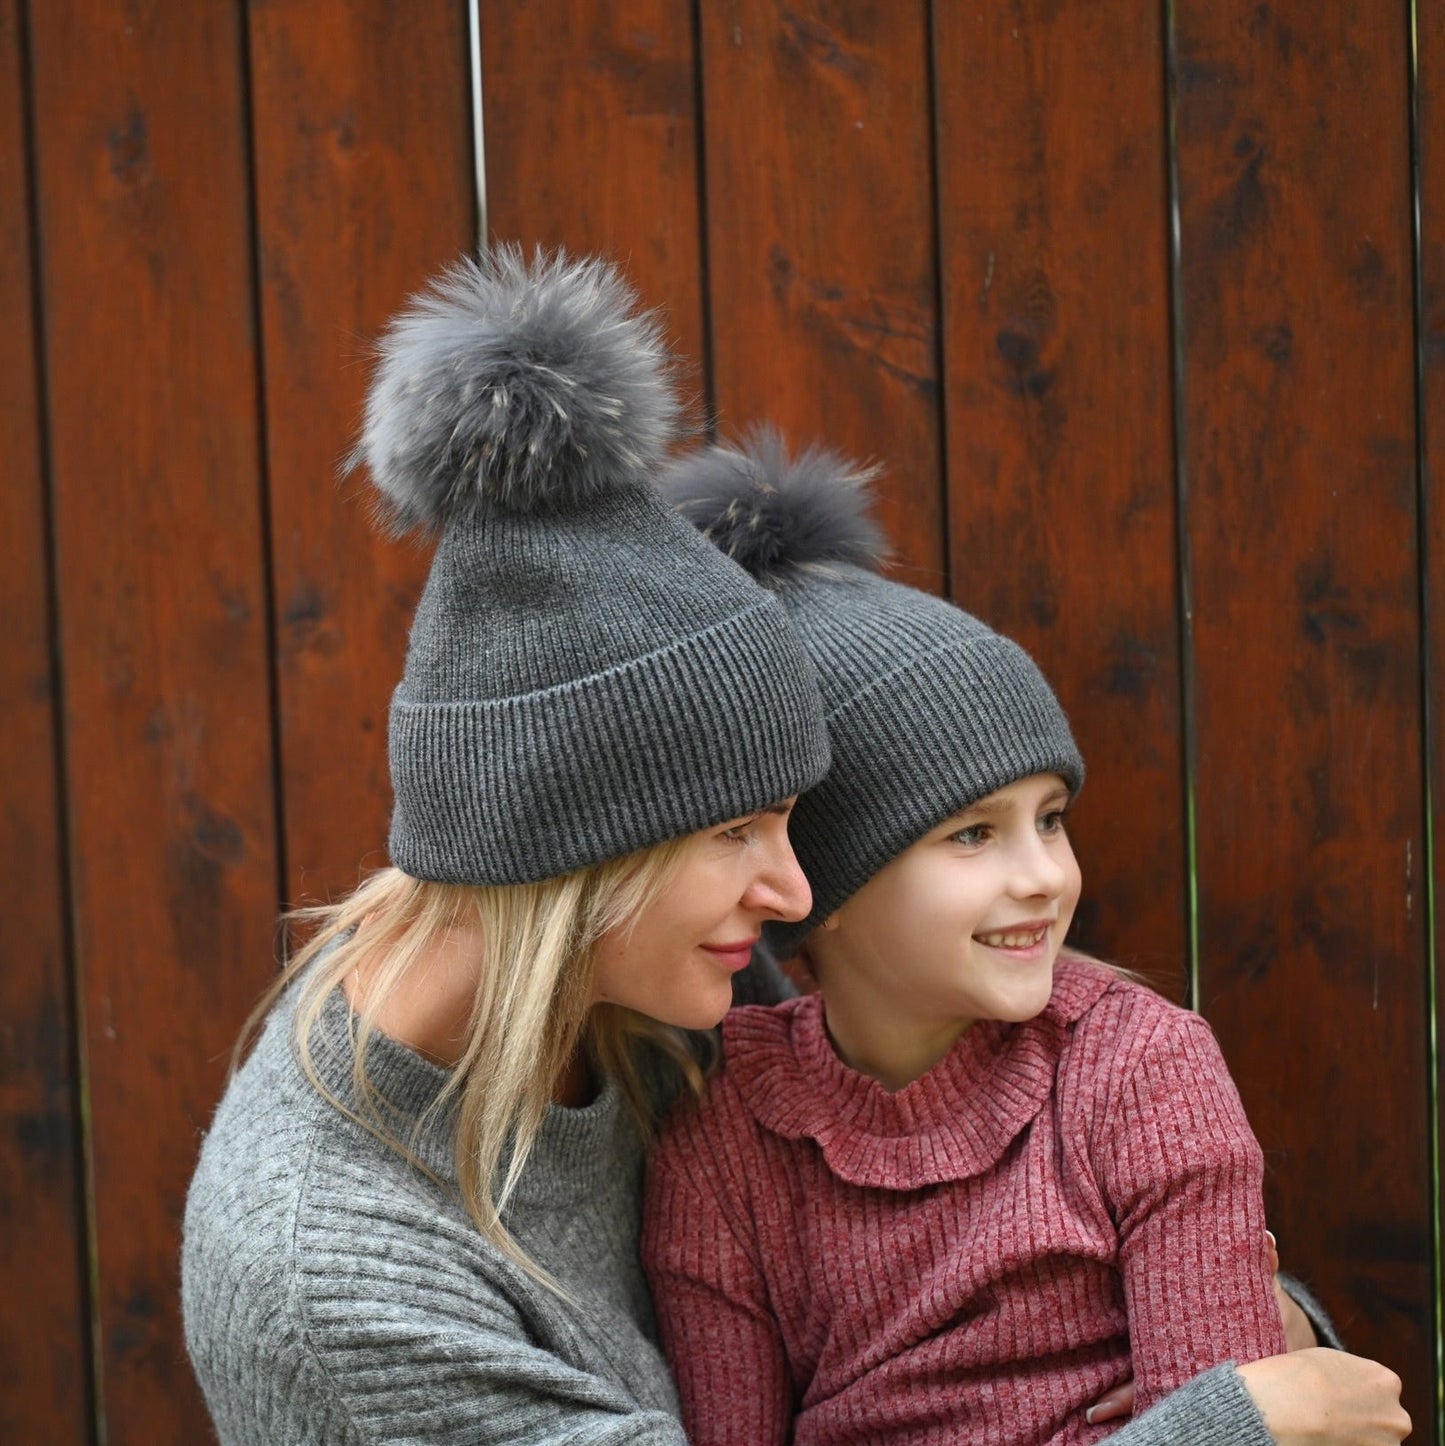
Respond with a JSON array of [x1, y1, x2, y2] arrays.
[[4, 1, 1439, 1439]]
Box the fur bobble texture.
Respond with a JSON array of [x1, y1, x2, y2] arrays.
[[664, 426, 886, 585], [354, 247, 683, 529]]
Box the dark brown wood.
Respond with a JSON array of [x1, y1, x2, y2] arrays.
[[8, 3, 1444, 1433], [27, 5, 280, 1437], [248, 0, 473, 909], [1420, 0, 1445, 1415], [933, 2, 1187, 994], [0, 2, 92, 1439], [697, 0, 945, 586], [1174, 1, 1432, 1431], [481, 0, 707, 377]]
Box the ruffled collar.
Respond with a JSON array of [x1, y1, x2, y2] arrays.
[[722, 955, 1113, 1189]]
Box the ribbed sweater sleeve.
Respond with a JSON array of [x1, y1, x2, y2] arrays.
[[644, 1134, 791, 1446], [1086, 1002, 1288, 1410], [1108, 1363, 1275, 1446], [286, 1175, 686, 1445]]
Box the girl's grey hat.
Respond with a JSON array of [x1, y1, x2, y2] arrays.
[[353, 252, 831, 885], [666, 427, 1084, 955]]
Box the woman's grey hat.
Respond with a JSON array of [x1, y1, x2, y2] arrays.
[[353, 252, 831, 885], [666, 427, 1084, 955]]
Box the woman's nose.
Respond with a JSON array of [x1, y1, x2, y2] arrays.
[[742, 835, 813, 923]]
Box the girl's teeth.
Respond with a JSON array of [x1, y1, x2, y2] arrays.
[[980, 928, 1045, 948]]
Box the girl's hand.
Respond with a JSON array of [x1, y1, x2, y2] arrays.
[[1238, 1349, 1410, 1443], [1084, 1380, 1135, 1425]]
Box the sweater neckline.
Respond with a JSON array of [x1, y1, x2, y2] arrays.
[[295, 983, 636, 1205], [722, 955, 1114, 1189]]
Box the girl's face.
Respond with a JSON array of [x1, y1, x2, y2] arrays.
[[590, 802, 811, 1030], [811, 773, 1081, 1086]]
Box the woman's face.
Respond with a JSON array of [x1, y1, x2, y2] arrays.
[[590, 802, 810, 1030]]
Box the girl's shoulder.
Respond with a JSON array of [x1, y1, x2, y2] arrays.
[[1048, 954, 1227, 1115], [653, 998, 811, 1161], [1049, 952, 1199, 1038]]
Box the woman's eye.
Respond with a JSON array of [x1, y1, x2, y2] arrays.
[[950, 825, 989, 847], [722, 819, 756, 842]]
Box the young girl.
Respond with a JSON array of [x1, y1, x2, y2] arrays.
[[645, 431, 1295, 1445]]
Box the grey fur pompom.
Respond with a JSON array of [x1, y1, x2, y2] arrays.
[[665, 426, 886, 584], [353, 247, 682, 528]]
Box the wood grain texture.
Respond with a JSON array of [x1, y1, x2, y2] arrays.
[[480, 0, 707, 377], [8, 3, 1443, 1434], [0, 2, 92, 1439], [1419, 0, 1445, 1407], [27, 4, 279, 1436], [249, 0, 472, 910], [933, 3, 1187, 993], [1173, 1, 1431, 1430], [698, 0, 945, 585]]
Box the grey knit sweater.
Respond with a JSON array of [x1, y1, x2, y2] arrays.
[[182, 976, 1293, 1445]]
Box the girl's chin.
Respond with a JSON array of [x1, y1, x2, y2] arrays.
[[989, 985, 1055, 1023]]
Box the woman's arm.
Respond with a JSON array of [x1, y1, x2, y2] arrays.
[[1102, 1351, 1409, 1446], [1238, 1350, 1410, 1444], [1274, 1270, 1344, 1351], [306, 1288, 691, 1445]]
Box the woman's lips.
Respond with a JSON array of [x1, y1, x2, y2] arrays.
[[699, 939, 759, 972]]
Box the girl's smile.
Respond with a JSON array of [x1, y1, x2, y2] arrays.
[[973, 920, 1056, 956]]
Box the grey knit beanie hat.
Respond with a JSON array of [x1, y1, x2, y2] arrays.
[[666, 427, 1083, 956], [352, 251, 831, 885]]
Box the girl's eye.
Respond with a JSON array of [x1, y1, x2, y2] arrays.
[[722, 818, 757, 842], [1038, 809, 1069, 836], [950, 824, 990, 848]]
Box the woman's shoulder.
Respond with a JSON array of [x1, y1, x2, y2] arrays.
[[183, 991, 328, 1262], [182, 999, 530, 1440], [181, 998, 353, 1438], [185, 991, 473, 1318]]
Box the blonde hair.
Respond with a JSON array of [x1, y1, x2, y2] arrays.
[[234, 840, 709, 1286]]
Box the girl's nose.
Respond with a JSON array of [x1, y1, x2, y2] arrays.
[[742, 835, 814, 923], [1009, 834, 1070, 900]]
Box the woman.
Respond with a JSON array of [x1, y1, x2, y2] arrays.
[[181, 248, 1408, 1445]]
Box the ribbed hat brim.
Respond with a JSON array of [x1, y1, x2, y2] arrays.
[[390, 598, 831, 884]]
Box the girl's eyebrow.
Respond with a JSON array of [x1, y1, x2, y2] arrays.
[[943, 787, 1071, 827], [942, 800, 1000, 826]]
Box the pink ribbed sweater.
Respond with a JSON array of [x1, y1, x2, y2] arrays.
[[642, 957, 1285, 1446]]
